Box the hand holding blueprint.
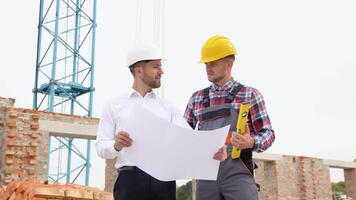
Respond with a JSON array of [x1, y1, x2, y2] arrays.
[[121, 105, 229, 181]]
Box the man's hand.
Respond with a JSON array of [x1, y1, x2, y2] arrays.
[[213, 145, 227, 161], [114, 131, 133, 152], [231, 130, 254, 150]]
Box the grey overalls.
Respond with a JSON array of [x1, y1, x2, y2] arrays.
[[195, 84, 259, 200]]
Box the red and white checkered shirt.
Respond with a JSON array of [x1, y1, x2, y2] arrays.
[[184, 79, 275, 152]]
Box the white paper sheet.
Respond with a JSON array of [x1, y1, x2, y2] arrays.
[[122, 105, 230, 181]]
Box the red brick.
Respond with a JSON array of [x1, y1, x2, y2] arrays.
[[30, 142, 39, 147], [7, 130, 17, 137], [6, 156, 14, 164], [28, 169, 36, 175], [28, 150, 37, 156], [7, 140, 30, 147], [31, 123, 40, 129], [8, 111, 18, 117], [31, 132, 40, 138], [29, 159, 37, 165], [7, 120, 17, 128], [4, 179, 13, 184], [5, 150, 16, 155], [32, 114, 40, 121], [6, 106, 14, 111]]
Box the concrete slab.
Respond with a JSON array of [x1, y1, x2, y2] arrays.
[[39, 120, 97, 140]]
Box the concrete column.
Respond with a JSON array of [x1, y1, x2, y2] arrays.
[[105, 158, 117, 192], [192, 179, 196, 200], [36, 131, 49, 183]]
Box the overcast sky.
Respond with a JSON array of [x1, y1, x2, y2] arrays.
[[1, 0, 355, 189]]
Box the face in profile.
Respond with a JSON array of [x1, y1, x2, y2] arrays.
[[141, 60, 164, 89]]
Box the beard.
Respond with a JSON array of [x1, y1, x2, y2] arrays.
[[208, 73, 225, 83], [142, 76, 161, 88]]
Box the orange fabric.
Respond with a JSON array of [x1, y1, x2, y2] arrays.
[[225, 134, 231, 145]]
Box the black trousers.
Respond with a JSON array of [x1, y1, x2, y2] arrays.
[[113, 167, 176, 200]]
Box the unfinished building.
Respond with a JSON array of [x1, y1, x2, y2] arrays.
[[0, 97, 98, 186], [1, 97, 356, 200]]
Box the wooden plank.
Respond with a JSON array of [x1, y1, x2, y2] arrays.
[[0, 187, 5, 200], [23, 183, 50, 200], [14, 192, 23, 200], [14, 181, 44, 200], [2, 181, 113, 200], [8, 193, 16, 200], [30, 187, 66, 199], [99, 192, 114, 200], [65, 189, 94, 199], [4, 181, 24, 200]]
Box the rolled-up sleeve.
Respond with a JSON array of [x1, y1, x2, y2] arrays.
[[184, 94, 198, 129], [95, 102, 119, 159], [249, 89, 275, 152]]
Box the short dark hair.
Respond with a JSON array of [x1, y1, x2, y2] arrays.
[[129, 65, 136, 74], [129, 60, 152, 75], [227, 54, 235, 61]]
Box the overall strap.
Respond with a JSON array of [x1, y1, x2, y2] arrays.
[[202, 87, 210, 108], [202, 83, 245, 108], [224, 83, 244, 103]]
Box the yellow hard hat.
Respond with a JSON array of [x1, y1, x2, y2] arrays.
[[200, 35, 238, 63]]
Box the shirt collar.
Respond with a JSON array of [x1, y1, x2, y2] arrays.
[[210, 78, 236, 92], [128, 87, 157, 99]]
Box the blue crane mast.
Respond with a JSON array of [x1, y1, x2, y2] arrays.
[[33, 0, 97, 185]]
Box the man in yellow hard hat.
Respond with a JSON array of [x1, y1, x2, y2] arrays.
[[184, 35, 275, 200]]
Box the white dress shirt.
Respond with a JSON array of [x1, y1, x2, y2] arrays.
[[95, 88, 189, 169]]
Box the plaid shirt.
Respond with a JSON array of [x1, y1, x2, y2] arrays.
[[184, 79, 275, 152]]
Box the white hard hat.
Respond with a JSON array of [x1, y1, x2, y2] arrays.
[[126, 44, 164, 67]]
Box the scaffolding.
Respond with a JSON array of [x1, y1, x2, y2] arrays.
[[32, 0, 97, 185]]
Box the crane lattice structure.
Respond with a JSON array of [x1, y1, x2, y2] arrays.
[[33, 0, 97, 185]]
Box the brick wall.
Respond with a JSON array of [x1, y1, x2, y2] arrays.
[[0, 106, 8, 185], [344, 159, 356, 199], [296, 156, 332, 200], [255, 160, 279, 200], [0, 99, 42, 186], [310, 157, 332, 199], [0, 97, 99, 187], [255, 156, 332, 200]]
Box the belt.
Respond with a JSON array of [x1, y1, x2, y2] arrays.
[[118, 166, 142, 172]]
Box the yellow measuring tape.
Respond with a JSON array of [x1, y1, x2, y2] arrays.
[[231, 102, 250, 159]]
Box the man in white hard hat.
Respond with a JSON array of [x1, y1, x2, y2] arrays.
[[96, 44, 227, 200]]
